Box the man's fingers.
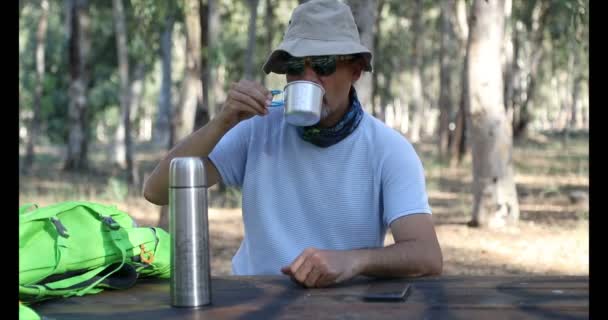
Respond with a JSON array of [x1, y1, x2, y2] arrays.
[[305, 266, 323, 288], [289, 248, 314, 275], [229, 90, 267, 115], [314, 272, 337, 288], [281, 266, 292, 275], [235, 80, 271, 109], [293, 258, 315, 284]]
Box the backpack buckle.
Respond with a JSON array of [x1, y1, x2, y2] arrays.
[[50, 217, 69, 238], [102, 216, 120, 230]]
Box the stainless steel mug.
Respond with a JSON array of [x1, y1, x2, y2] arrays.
[[270, 80, 325, 126], [169, 157, 211, 307]]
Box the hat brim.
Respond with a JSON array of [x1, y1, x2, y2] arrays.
[[262, 37, 373, 74]]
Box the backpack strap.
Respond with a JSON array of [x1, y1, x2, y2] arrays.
[[72, 219, 130, 296], [19, 203, 38, 215]]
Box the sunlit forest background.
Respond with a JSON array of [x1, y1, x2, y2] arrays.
[[19, 0, 588, 276]]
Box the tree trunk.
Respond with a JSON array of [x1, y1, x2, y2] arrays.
[[346, 0, 376, 113], [371, 0, 385, 121], [112, 0, 134, 184], [194, 0, 211, 131], [569, 40, 583, 130], [244, 0, 259, 81], [449, 0, 470, 167], [263, 0, 275, 87], [154, 14, 174, 148], [162, 0, 206, 228], [438, 0, 455, 161], [130, 64, 146, 141], [208, 0, 221, 118], [201, 0, 220, 121], [501, 0, 513, 113], [467, 0, 519, 229], [24, 0, 49, 172], [173, 0, 204, 142], [513, 0, 549, 140], [64, 0, 90, 171], [408, 0, 423, 143]]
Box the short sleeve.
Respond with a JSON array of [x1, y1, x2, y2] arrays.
[[381, 139, 432, 227], [208, 119, 252, 187]]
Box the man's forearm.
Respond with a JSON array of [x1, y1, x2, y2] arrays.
[[355, 240, 443, 278], [143, 117, 232, 205]]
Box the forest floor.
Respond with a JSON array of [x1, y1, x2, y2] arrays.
[[19, 130, 589, 277]]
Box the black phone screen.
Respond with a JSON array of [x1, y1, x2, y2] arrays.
[[362, 281, 411, 302]]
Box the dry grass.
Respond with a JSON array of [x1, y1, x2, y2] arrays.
[[19, 130, 589, 277]]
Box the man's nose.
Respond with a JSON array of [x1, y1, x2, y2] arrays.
[[300, 64, 321, 84]]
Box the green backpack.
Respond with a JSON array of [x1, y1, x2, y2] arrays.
[[19, 201, 171, 304]]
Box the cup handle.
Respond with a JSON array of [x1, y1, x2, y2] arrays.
[[269, 90, 284, 107]]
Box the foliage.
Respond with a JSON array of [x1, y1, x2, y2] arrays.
[[19, 0, 588, 158]]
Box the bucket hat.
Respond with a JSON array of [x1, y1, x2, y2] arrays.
[[262, 0, 373, 74]]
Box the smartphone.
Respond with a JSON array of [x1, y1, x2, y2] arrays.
[[363, 281, 411, 302]]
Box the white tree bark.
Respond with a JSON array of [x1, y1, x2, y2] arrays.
[[438, 0, 455, 160], [467, 0, 520, 228], [24, 0, 49, 171], [346, 0, 376, 113], [174, 0, 203, 143]]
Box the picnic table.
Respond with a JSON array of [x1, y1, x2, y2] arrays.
[[33, 275, 588, 319]]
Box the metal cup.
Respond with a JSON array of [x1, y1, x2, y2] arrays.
[[270, 81, 325, 126]]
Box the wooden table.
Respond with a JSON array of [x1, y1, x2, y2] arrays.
[[32, 275, 588, 319]]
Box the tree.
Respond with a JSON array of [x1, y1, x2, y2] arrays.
[[466, 0, 519, 228], [448, 0, 470, 167], [408, 0, 424, 143], [346, 0, 376, 113], [371, 0, 385, 121], [64, 0, 91, 171], [263, 0, 275, 87], [24, 0, 49, 172], [112, 0, 134, 184], [195, 0, 212, 130], [243, 0, 259, 80], [512, 0, 550, 140], [437, 0, 455, 161], [154, 13, 174, 148], [207, 0, 221, 118], [173, 0, 205, 143]]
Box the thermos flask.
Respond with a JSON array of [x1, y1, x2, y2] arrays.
[[169, 157, 211, 307]]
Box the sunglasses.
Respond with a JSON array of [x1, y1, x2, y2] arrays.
[[283, 55, 357, 77]]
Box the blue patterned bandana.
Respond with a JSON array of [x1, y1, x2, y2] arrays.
[[296, 88, 364, 148]]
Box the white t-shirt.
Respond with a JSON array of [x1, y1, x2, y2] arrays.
[[209, 108, 432, 275]]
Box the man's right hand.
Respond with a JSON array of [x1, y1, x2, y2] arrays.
[[215, 79, 272, 130]]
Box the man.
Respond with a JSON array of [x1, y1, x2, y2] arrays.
[[144, 0, 442, 288]]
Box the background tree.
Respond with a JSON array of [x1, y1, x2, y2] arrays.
[[112, 0, 134, 184], [173, 0, 205, 143], [466, 0, 520, 228], [23, 0, 49, 172], [64, 0, 91, 171], [346, 0, 376, 113]]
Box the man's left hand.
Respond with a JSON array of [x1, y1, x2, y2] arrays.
[[280, 248, 363, 288]]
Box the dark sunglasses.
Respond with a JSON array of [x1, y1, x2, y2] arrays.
[[284, 55, 357, 76]]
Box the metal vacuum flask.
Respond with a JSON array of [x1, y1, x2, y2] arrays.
[[169, 157, 211, 307]]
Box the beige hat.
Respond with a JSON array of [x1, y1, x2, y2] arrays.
[[262, 0, 373, 74]]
